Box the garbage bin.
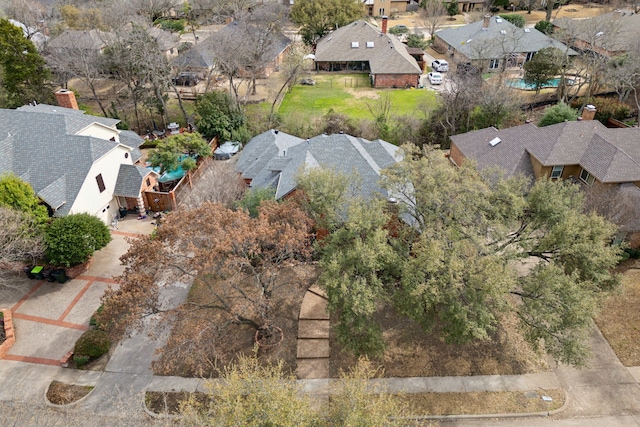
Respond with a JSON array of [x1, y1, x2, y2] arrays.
[[51, 269, 68, 284], [24, 265, 36, 279], [42, 266, 56, 282], [31, 265, 45, 280], [119, 207, 128, 219]]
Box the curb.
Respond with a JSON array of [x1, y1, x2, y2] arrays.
[[403, 388, 570, 421]]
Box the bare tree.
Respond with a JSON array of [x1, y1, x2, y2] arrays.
[[269, 42, 311, 120], [180, 157, 246, 209], [419, 0, 447, 40], [2, 0, 50, 39]]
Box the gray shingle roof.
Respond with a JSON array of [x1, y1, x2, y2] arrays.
[[113, 164, 155, 198], [0, 105, 142, 216], [46, 29, 114, 50], [315, 20, 422, 75], [235, 129, 303, 180], [451, 120, 640, 183], [238, 131, 402, 200], [436, 16, 577, 60]]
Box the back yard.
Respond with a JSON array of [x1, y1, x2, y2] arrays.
[[278, 74, 438, 123]]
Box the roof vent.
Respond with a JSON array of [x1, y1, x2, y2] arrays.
[[351, 41, 359, 48], [496, 18, 503, 23], [500, 30, 507, 35], [524, 28, 531, 32], [595, 31, 604, 37], [366, 41, 374, 48], [489, 137, 501, 147]]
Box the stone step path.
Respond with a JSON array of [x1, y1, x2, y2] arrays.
[[295, 284, 330, 379]]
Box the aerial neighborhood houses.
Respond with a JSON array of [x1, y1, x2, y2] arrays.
[[434, 14, 577, 72], [0, 89, 158, 225], [314, 18, 423, 87], [450, 106, 640, 232]]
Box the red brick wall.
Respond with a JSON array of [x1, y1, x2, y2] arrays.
[[373, 74, 419, 88], [449, 142, 465, 166]]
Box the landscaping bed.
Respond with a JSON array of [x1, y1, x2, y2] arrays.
[[46, 381, 93, 405], [330, 302, 549, 378], [0, 311, 5, 345], [596, 262, 640, 366]]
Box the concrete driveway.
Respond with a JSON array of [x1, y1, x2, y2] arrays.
[[0, 216, 155, 366]]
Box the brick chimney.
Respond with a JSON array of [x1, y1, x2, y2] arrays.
[[55, 89, 79, 110], [581, 104, 597, 121], [482, 14, 491, 30], [382, 15, 388, 34]]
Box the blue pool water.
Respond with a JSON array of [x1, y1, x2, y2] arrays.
[[147, 155, 193, 183], [507, 78, 562, 90]]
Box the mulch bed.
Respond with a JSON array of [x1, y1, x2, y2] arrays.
[[0, 317, 5, 345], [46, 381, 93, 405]]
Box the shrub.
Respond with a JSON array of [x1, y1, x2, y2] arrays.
[[499, 13, 525, 28], [538, 102, 578, 127], [535, 20, 554, 35], [156, 18, 184, 32], [89, 304, 104, 330], [73, 355, 90, 367], [570, 97, 631, 125], [74, 329, 110, 361], [45, 213, 111, 267]]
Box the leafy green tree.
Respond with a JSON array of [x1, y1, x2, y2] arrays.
[[45, 213, 111, 267], [290, 0, 365, 45], [534, 20, 553, 35], [147, 132, 210, 175], [446, 0, 459, 16], [498, 13, 525, 28], [538, 102, 577, 127], [406, 33, 428, 50], [194, 91, 246, 142], [380, 147, 620, 366], [523, 47, 563, 94], [0, 173, 49, 226], [235, 187, 276, 218], [319, 199, 399, 357], [0, 19, 52, 108]]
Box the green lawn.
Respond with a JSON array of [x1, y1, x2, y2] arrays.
[[279, 74, 438, 122]]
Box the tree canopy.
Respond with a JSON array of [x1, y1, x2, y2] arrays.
[[45, 213, 111, 267], [319, 146, 620, 366], [194, 91, 247, 142], [0, 173, 49, 226], [290, 0, 365, 45], [147, 132, 210, 175], [0, 18, 52, 108], [523, 47, 564, 93]]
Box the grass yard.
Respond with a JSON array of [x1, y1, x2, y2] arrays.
[[279, 74, 438, 123], [596, 262, 640, 366]]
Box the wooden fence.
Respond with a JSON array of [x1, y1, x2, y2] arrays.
[[142, 136, 219, 212]]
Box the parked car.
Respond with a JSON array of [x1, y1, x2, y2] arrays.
[[172, 73, 199, 86], [300, 78, 316, 86], [428, 72, 443, 85], [431, 59, 449, 72]]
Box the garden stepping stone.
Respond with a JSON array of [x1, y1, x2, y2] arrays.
[[298, 320, 329, 339], [299, 292, 329, 320], [297, 339, 330, 359], [308, 284, 327, 299], [296, 359, 330, 379]]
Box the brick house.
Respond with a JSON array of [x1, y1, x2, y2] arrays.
[[314, 18, 423, 88], [449, 106, 640, 232]]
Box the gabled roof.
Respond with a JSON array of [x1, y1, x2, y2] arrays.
[[147, 27, 180, 52], [451, 120, 640, 184], [113, 164, 156, 198], [0, 105, 143, 216], [235, 129, 303, 180], [173, 39, 216, 69], [46, 29, 114, 50], [315, 20, 422, 75], [553, 10, 640, 55], [436, 15, 577, 60], [237, 130, 401, 200]]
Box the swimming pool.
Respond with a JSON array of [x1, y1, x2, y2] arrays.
[[507, 78, 562, 90]]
